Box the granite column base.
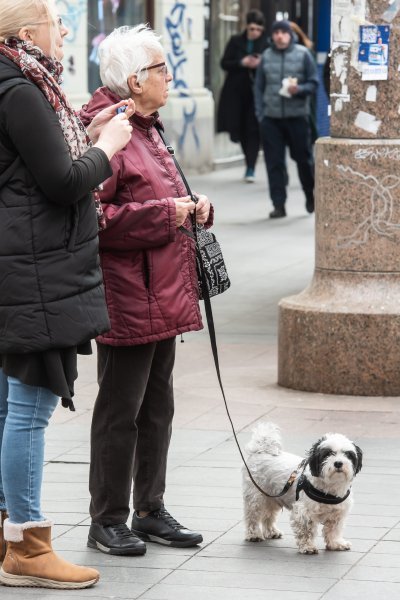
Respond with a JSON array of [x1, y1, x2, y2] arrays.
[[278, 137, 400, 396]]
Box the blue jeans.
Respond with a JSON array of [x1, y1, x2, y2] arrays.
[[0, 369, 59, 523]]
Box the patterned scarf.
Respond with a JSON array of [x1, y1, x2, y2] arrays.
[[0, 38, 105, 229]]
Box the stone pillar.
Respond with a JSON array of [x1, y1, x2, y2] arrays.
[[278, 0, 400, 395], [155, 0, 215, 173]]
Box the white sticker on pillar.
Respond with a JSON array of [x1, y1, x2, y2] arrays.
[[366, 85, 377, 101], [332, 44, 350, 96], [354, 111, 382, 134], [383, 0, 400, 23], [332, 0, 366, 43]]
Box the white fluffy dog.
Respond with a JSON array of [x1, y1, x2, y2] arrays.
[[242, 422, 363, 554]]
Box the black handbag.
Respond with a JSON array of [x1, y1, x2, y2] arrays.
[[156, 126, 230, 300]]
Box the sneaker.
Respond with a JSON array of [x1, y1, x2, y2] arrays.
[[269, 207, 286, 219], [131, 507, 203, 548], [244, 168, 255, 183], [87, 523, 146, 556], [305, 195, 314, 214]]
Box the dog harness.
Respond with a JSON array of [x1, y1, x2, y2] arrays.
[[296, 474, 351, 504]]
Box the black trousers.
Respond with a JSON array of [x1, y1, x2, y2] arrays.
[[239, 109, 261, 171], [89, 338, 176, 525], [260, 116, 314, 208]]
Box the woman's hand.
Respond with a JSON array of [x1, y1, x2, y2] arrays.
[[193, 193, 210, 224], [174, 196, 196, 227], [241, 55, 261, 69], [94, 112, 133, 159], [87, 99, 135, 143]]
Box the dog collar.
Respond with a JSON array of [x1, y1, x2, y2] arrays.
[[296, 474, 351, 505]]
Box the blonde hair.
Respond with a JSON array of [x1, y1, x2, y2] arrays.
[[289, 21, 313, 50], [99, 25, 164, 99], [0, 0, 59, 57]]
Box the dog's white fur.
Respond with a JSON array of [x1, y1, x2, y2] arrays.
[[242, 422, 363, 554]]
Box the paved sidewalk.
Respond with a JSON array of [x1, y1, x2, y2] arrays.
[[3, 160, 400, 599]]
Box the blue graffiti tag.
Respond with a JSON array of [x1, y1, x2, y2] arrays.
[[165, 1, 200, 151], [56, 0, 86, 44]]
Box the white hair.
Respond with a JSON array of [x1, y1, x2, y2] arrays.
[[98, 25, 164, 99]]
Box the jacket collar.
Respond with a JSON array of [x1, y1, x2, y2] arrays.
[[132, 111, 163, 132]]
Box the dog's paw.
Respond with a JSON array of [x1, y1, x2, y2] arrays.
[[326, 540, 351, 551], [245, 536, 264, 542], [298, 546, 319, 555], [264, 527, 283, 539]]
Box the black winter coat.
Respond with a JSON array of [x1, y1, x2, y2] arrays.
[[0, 55, 111, 354], [217, 31, 269, 143]]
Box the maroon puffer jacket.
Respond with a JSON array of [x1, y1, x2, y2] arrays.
[[80, 87, 211, 346]]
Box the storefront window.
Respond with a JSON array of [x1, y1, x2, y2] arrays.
[[88, 0, 150, 93], [206, 0, 240, 104]]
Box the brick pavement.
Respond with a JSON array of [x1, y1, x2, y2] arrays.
[[2, 159, 400, 599]]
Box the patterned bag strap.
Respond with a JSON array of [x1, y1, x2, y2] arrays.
[[154, 124, 198, 240]]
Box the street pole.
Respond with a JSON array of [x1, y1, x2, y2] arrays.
[[278, 0, 400, 395]]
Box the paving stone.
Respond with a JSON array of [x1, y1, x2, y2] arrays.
[[141, 583, 321, 600], [322, 580, 400, 600], [160, 569, 336, 593]]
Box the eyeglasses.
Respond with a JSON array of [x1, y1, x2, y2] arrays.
[[248, 26, 264, 32], [140, 62, 169, 76]]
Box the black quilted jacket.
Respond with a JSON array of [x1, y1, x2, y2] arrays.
[[0, 55, 111, 353]]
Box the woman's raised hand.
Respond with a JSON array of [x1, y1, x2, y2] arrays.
[[94, 108, 133, 159], [87, 99, 135, 143]]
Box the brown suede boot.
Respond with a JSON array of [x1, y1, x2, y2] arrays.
[[0, 511, 7, 563], [0, 519, 99, 589]]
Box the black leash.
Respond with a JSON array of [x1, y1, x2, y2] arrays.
[[156, 125, 306, 499]]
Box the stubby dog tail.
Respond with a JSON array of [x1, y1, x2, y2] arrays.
[[246, 422, 282, 456]]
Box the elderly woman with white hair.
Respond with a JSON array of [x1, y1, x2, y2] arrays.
[[80, 25, 212, 556]]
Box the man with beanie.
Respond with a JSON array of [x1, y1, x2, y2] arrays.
[[255, 20, 318, 218]]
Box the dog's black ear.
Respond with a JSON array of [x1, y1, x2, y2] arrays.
[[354, 444, 363, 474], [307, 437, 326, 477]]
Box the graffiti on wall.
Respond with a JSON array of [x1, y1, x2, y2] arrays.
[[56, 0, 86, 75], [57, 0, 86, 43], [165, 1, 200, 151]]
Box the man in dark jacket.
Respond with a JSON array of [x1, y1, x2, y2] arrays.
[[255, 20, 318, 218]]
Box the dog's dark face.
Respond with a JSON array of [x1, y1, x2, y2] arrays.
[[307, 434, 363, 483]]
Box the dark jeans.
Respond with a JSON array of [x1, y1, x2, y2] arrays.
[[89, 338, 176, 525], [260, 116, 314, 208], [239, 110, 261, 172]]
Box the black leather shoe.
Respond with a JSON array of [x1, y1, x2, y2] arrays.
[[269, 207, 286, 219], [88, 523, 146, 555], [131, 507, 203, 548], [306, 195, 314, 214]]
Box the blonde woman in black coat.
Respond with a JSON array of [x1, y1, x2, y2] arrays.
[[0, 0, 133, 589]]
